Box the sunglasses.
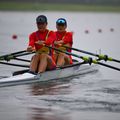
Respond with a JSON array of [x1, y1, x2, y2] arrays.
[[57, 19, 66, 24], [56, 19, 66, 26]]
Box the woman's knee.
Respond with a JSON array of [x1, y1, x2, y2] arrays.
[[58, 53, 65, 59], [65, 56, 70, 64], [40, 53, 48, 58], [31, 54, 40, 61]]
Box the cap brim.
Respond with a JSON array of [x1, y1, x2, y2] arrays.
[[37, 21, 46, 23]]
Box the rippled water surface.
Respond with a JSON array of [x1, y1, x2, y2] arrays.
[[0, 11, 120, 120]]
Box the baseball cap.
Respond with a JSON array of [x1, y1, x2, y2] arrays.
[[56, 18, 67, 26], [36, 15, 47, 23]]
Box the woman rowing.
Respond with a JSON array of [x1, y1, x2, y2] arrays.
[[27, 15, 56, 74], [54, 18, 73, 67]]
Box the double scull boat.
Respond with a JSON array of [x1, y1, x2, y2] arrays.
[[0, 61, 98, 87]]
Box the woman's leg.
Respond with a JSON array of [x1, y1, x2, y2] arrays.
[[47, 55, 56, 70], [64, 54, 70, 65], [38, 53, 48, 73], [30, 54, 40, 72], [57, 53, 70, 66]]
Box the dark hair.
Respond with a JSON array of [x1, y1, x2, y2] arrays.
[[36, 15, 47, 23], [56, 18, 67, 26]]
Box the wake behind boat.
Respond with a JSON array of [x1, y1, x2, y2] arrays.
[[0, 61, 98, 87]]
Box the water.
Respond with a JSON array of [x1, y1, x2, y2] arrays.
[[0, 11, 120, 120]]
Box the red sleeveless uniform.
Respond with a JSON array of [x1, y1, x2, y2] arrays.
[[55, 31, 73, 64], [28, 29, 56, 69]]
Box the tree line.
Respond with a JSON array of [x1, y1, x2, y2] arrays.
[[0, 0, 120, 6]]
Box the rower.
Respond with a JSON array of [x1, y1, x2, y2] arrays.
[[54, 18, 73, 67], [27, 15, 56, 74]]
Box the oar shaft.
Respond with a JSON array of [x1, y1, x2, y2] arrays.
[[46, 45, 83, 59], [64, 46, 97, 57], [97, 62, 120, 71], [14, 52, 35, 57], [14, 58, 30, 62], [2, 52, 35, 61], [0, 50, 26, 58], [112, 58, 120, 63], [0, 50, 27, 61], [46, 45, 120, 72], [64, 46, 120, 64], [0, 62, 29, 68], [47, 45, 94, 64], [10, 50, 27, 55]]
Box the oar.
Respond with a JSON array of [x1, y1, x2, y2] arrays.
[[14, 51, 35, 58], [63, 45, 120, 63], [0, 51, 35, 61], [13, 58, 30, 62], [0, 50, 27, 61], [46, 45, 120, 71]]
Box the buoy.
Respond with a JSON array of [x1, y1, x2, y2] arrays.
[[110, 28, 114, 32], [12, 34, 17, 39], [85, 30, 89, 34], [98, 29, 102, 33]]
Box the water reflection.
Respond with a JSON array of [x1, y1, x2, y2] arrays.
[[28, 80, 72, 120], [29, 107, 70, 120], [30, 79, 72, 96]]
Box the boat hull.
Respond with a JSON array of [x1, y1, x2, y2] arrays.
[[0, 63, 98, 87]]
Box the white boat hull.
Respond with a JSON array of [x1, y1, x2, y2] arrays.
[[0, 63, 99, 87]]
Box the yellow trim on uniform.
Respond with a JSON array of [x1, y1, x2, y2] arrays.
[[37, 30, 51, 54]]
